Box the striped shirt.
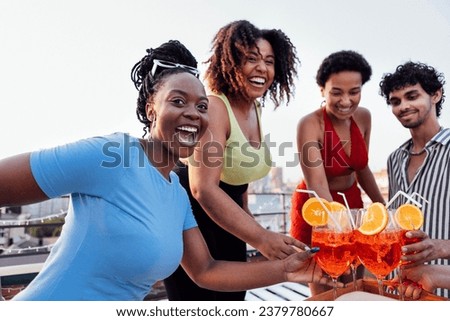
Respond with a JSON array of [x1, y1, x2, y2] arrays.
[[387, 127, 450, 298]]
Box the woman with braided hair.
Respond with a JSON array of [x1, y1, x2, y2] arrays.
[[1, 40, 334, 300], [164, 20, 302, 300]]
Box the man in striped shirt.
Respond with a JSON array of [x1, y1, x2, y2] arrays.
[[379, 61, 450, 298]]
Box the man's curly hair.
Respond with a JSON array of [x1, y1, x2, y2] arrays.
[[379, 61, 446, 117]]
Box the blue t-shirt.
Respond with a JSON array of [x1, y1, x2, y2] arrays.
[[13, 132, 197, 301]]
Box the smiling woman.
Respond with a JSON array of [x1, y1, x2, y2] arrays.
[[0, 40, 209, 300], [163, 20, 302, 301], [141, 73, 209, 166], [289, 50, 386, 296]]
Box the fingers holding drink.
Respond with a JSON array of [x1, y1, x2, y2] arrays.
[[284, 246, 343, 288], [401, 234, 448, 268], [394, 204, 427, 266]]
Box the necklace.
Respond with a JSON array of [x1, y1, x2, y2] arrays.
[[408, 145, 427, 156], [408, 126, 443, 156]]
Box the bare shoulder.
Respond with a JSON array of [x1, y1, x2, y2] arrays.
[[201, 94, 230, 142], [297, 109, 322, 135], [207, 94, 230, 127], [353, 107, 372, 137], [207, 95, 228, 116], [354, 106, 372, 122]]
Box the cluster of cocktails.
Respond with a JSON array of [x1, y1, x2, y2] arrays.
[[299, 189, 425, 300]]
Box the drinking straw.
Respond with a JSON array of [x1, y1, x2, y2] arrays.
[[387, 208, 398, 229], [296, 189, 341, 230], [385, 190, 422, 209], [410, 192, 430, 205], [337, 192, 356, 229]]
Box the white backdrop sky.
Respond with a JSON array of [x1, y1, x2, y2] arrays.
[[1, 0, 449, 182]]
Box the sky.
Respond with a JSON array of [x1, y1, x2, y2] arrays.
[[1, 0, 449, 182]]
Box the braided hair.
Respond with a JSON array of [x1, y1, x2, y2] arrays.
[[204, 20, 299, 108], [131, 40, 198, 137]]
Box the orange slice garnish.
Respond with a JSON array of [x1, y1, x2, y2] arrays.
[[329, 201, 347, 212], [394, 204, 424, 230], [301, 197, 330, 226], [358, 202, 388, 235]]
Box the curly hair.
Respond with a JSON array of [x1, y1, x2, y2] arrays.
[[379, 61, 446, 117], [204, 20, 299, 108], [130, 40, 198, 137], [316, 50, 372, 87]]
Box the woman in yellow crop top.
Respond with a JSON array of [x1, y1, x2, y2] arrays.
[[164, 20, 300, 300]]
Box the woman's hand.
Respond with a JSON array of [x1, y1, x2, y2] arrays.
[[283, 248, 341, 287], [256, 230, 309, 260]]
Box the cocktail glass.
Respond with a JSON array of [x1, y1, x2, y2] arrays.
[[355, 213, 402, 296], [349, 209, 363, 290], [397, 207, 423, 263], [396, 209, 422, 300], [311, 210, 354, 300]]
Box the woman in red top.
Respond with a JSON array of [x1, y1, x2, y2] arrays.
[[290, 50, 385, 294]]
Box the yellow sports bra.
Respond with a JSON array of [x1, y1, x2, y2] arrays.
[[213, 93, 272, 186]]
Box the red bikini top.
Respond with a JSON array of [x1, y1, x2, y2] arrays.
[[320, 108, 368, 177]]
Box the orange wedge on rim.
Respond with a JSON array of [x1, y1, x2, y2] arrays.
[[301, 197, 330, 226], [329, 201, 347, 212], [358, 202, 389, 235], [394, 204, 424, 230]]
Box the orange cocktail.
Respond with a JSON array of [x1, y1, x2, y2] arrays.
[[355, 228, 402, 279], [394, 204, 424, 246], [394, 204, 424, 266], [312, 229, 354, 278], [301, 197, 354, 299]]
